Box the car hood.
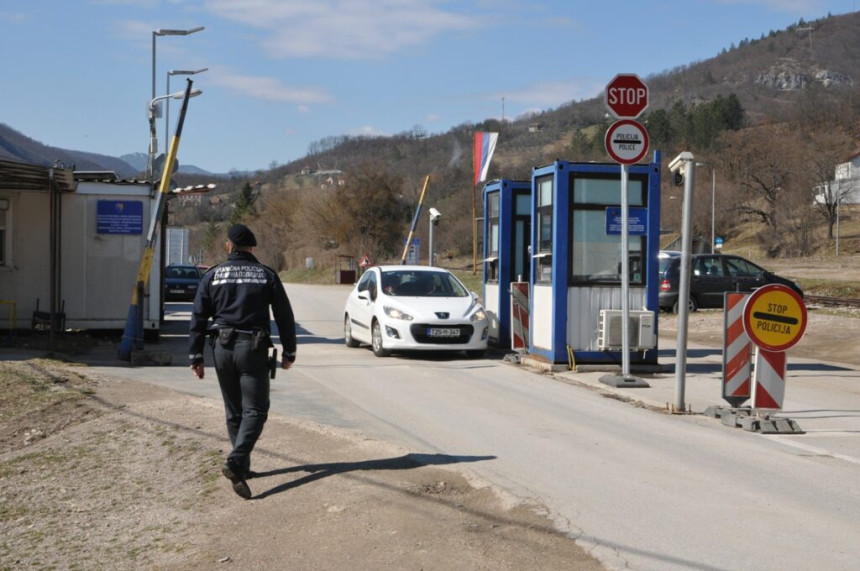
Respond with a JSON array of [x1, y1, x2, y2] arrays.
[[381, 295, 483, 321]]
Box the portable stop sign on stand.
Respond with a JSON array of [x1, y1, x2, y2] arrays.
[[707, 284, 807, 433], [742, 283, 807, 410]]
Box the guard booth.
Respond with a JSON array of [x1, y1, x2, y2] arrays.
[[482, 179, 531, 348], [528, 154, 662, 366]]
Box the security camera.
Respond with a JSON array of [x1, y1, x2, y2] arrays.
[[429, 208, 442, 222], [668, 151, 694, 174]]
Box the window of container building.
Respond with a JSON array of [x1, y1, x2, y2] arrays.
[[535, 177, 553, 283], [485, 192, 500, 282], [569, 174, 647, 286]]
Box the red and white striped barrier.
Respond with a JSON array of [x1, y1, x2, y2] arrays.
[[510, 282, 529, 351], [751, 348, 787, 410], [722, 293, 751, 406]]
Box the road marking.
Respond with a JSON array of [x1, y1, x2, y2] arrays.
[[762, 436, 860, 466]]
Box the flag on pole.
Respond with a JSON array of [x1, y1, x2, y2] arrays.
[[473, 131, 498, 186]]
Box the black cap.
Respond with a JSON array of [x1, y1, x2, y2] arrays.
[[227, 224, 257, 247]]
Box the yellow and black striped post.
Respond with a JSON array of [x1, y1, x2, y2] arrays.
[[119, 79, 196, 360]]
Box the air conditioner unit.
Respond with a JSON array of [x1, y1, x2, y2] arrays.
[[597, 310, 656, 350]]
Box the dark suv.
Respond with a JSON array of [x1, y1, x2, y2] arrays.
[[658, 252, 803, 313]]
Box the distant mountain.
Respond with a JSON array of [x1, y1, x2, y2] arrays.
[[119, 152, 148, 173], [0, 123, 138, 178], [119, 152, 215, 177]]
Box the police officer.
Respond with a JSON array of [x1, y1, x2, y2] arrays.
[[189, 224, 297, 499]]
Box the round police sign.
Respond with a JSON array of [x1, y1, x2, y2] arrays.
[[605, 120, 649, 165], [742, 284, 807, 352]]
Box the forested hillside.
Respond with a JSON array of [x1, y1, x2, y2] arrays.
[[143, 12, 860, 270]]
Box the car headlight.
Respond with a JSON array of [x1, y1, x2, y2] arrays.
[[383, 306, 413, 321], [470, 308, 487, 322]]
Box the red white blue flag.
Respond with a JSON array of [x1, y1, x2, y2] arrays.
[[473, 131, 498, 186]]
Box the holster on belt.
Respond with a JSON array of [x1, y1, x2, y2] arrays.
[[251, 329, 270, 351], [217, 327, 236, 346]]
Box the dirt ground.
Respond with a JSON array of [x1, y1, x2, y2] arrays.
[[0, 358, 602, 570], [2, 293, 858, 570]]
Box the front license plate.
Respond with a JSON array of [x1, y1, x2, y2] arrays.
[[427, 327, 459, 338]]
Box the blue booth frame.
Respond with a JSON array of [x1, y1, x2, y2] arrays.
[[525, 153, 662, 365]]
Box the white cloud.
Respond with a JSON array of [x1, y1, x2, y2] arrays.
[[204, 0, 481, 59], [347, 125, 388, 137], [494, 77, 605, 108], [0, 11, 27, 23], [209, 67, 334, 104], [713, 0, 829, 13]]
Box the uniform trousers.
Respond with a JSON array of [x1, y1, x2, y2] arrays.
[[212, 336, 270, 474]]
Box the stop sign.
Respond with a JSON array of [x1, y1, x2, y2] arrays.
[[605, 74, 649, 118]]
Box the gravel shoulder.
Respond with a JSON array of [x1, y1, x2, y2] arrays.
[[0, 358, 601, 570]]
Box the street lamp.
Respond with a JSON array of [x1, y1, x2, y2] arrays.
[[696, 162, 716, 252], [151, 27, 205, 100], [428, 208, 442, 266], [165, 68, 207, 145], [147, 88, 202, 182], [150, 27, 204, 182]]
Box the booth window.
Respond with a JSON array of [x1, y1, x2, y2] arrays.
[[513, 192, 531, 282], [485, 193, 500, 282], [535, 176, 553, 282], [569, 175, 646, 285], [0, 198, 8, 267]]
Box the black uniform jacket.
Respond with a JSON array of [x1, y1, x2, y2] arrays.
[[189, 251, 297, 363]]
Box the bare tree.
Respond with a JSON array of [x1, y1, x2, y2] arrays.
[[720, 126, 807, 256], [803, 131, 856, 239]]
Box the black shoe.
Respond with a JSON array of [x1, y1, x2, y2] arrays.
[[221, 462, 252, 499]]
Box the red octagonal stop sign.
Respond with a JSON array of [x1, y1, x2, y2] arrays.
[[605, 74, 649, 118]]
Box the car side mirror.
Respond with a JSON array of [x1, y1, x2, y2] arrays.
[[358, 291, 369, 301]]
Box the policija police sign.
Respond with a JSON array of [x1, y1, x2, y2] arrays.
[[742, 284, 808, 410], [604, 74, 649, 165]]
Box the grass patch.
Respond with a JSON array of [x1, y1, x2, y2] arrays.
[[797, 279, 860, 298]]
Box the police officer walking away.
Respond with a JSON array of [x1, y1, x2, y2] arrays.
[[189, 224, 297, 499]]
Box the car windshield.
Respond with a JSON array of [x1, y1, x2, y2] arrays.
[[381, 270, 469, 297], [166, 266, 199, 279]]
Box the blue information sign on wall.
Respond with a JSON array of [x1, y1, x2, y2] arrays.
[[97, 200, 143, 235], [605, 206, 647, 236]]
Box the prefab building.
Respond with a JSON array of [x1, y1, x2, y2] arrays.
[[0, 160, 162, 334]]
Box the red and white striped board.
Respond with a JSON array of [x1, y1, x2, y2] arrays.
[[510, 282, 530, 350], [751, 348, 787, 410], [722, 292, 751, 407]]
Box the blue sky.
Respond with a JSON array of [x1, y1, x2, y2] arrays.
[[0, 0, 854, 174]]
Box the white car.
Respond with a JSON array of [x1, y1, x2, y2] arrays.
[[343, 265, 489, 358]]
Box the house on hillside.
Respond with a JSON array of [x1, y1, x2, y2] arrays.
[[0, 160, 162, 336], [814, 151, 860, 205]]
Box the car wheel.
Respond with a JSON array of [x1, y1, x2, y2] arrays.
[[344, 315, 360, 348], [465, 349, 486, 358], [673, 297, 699, 314], [371, 320, 391, 357]]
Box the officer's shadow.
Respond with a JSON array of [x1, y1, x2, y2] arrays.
[[249, 453, 496, 500]]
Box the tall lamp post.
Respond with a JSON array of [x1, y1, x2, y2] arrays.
[[150, 27, 204, 180], [696, 162, 716, 252], [166, 68, 208, 146], [147, 88, 203, 183]]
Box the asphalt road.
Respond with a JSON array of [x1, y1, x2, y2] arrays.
[[90, 283, 860, 571]]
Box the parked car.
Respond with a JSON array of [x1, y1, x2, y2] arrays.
[[343, 265, 489, 358], [164, 264, 203, 302], [658, 252, 803, 313]]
